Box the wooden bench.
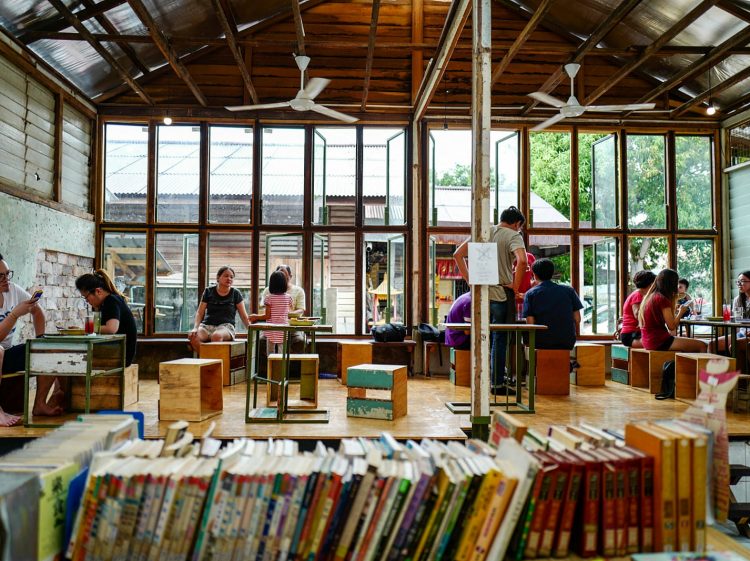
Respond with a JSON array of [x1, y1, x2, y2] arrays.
[[346, 363, 407, 420], [630, 349, 676, 393], [337, 341, 372, 384], [71, 364, 139, 410], [199, 340, 247, 386], [316, 338, 417, 376], [570, 343, 605, 386], [267, 353, 319, 409], [449, 348, 470, 387]]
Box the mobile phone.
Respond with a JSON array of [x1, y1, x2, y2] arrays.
[[31, 289, 43, 302]]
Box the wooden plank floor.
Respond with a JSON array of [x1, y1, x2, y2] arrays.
[[1, 378, 748, 440]]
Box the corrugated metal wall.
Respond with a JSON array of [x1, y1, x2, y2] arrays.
[[62, 104, 91, 210]]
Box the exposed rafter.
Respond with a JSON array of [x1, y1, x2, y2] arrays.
[[291, 0, 306, 56], [45, 0, 153, 105], [672, 64, 750, 117], [126, 0, 208, 106], [19, 0, 127, 43], [361, 0, 381, 112], [723, 89, 750, 115], [211, 0, 259, 105]]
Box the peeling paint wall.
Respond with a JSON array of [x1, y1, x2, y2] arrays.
[[0, 193, 95, 290]]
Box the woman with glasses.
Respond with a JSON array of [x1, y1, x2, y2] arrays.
[[712, 271, 750, 367]]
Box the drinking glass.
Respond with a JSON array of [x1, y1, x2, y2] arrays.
[[84, 315, 94, 335], [734, 306, 744, 322]]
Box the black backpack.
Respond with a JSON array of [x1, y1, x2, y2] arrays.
[[371, 323, 407, 343], [655, 360, 675, 400], [417, 323, 444, 343]]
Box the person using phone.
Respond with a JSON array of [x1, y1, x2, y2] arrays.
[[0, 253, 47, 425]]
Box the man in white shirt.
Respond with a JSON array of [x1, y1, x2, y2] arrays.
[[0, 254, 46, 426]]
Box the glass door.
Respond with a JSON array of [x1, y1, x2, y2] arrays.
[[592, 237, 618, 334], [387, 234, 406, 323]]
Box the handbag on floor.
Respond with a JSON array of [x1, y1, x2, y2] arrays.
[[655, 359, 675, 400]]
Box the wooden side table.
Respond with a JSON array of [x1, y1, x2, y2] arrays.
[[159, 358, 223, 422]]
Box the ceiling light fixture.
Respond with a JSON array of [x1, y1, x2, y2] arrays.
[[163, 115, 173, 125], [706, 68, 716, 116]]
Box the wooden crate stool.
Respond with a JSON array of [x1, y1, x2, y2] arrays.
[[629, 349, 676, 393], [611, 344, 630, 384], [71, 364, 139, 410], [536, 349, 571, 395], [199, 340, 247, 386], [267, 353, 319, 409], [570, 343, 605, 386], [450, 348, 470, 387], [337, 342, 372, 385], [159, 358, 223, 422], [675, 353, 736, 401], [732, 374, 750, 413], [346, 364, 407, 420]]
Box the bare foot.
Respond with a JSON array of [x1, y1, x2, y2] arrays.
[[47, 388, 67, 411], [0, 409, 21, 427], [32, 402, 63, 417]]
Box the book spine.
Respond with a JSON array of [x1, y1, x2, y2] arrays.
[[523, 469, 554, 559], [613, 463, 628, 557], [576, 464, 600, 558], [640, 455, 655, 553], [538, 468, 567, 558], [625, 459, 641, 555], [600, 464, 617, 557], [552, 468, 582, 558]]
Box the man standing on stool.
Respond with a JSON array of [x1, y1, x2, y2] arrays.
[[454, 206, 528, 394]]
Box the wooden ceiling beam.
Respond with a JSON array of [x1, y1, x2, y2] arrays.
[[126, 0, 208, 106], [413, 0, 471, 121], [491, 0, 553, 86], [361, 0, 381, 112], [411, 0, 424, 103], [520, 0, 644, 115], [722, 90, 750, 116], [718, 0, 750, 23], [291, 0, 306, 56], [584, 0, 719, 106], [673, 64, 750, 116], [211, 0, 259, 105], [19, 0, 126, 43], [45, 0, 153, 105]]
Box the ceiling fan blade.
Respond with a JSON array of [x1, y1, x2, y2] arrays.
[[585, 102, 656, 112], [528, 91, 566, 108], [531, 112, 566, 132], [302, 77, 331, 100], [308, 103, 359, 123], [225, 101, 291, 112]]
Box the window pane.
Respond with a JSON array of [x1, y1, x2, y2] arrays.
[[104, 124, 148, 222], [364, 234, 406, 330], [154, 233, 199, 332], [312, 233, 356, 333], [207, 232, 252, 332], [530, 131, 571, 228], [493, 130, 519, 224], [676, 136, 713, 230], [579, 133, 617, 228], [579, 235, 619, 335], [627, 236, 668, 290], [102, 232, 146, 333], [676, 239, 714, 317], [363, 128, 406, 226], [627, 135, 666, 229], [209, 126, 252, 224], [258, 232, 304, 310], [313, 127, 356, 225], [428, 130, 471, 227], [157, 125, 200, 223], [428, 233, 470, 324], [528, 235, 571, 284], [261, 127, 304, 225]]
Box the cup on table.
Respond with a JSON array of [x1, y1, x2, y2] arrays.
[[84, 314, 94, 335], [734, 306, 743, 322], [93, 311, 101, 335]]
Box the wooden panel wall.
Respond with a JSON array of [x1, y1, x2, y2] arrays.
[[61, 104, 92, 210]]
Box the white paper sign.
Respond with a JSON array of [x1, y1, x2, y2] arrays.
[[467, 243, 499, 285]]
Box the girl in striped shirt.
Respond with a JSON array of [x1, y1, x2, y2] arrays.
[[250, 270, 293, 355]]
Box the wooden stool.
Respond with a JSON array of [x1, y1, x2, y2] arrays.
[[158, 358, 223, 421], [337, 342, 372, 384], [630, 349, 676, 393], [570, 343, 605, 386], [267, 353, 319, 409], [611, 344, 630, 384], [536, 349, 570, 395], [423, 341, 446, 377], [346, 363, 407, 420], [71, 364, 139, 410], [450, 348, 470, 387], [675, 353, 736, 401], [199, 341, 247, 386], [733, 374, 750, 412]]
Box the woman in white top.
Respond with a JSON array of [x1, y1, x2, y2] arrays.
[[712, 270, 750, 368]]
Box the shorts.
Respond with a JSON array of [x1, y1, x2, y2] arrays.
[[656, 336, 675, 351], [1, 344, 26, 374], [620, 331, 641, 347], [199, 323, 236, 338]]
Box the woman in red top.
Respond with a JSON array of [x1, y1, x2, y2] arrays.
[[619, 270, 655, 348], [638, 269, 706, 352]]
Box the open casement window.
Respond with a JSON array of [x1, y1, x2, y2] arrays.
[[364, 233, 406, 329], [260, 233, 304, 310], [429, 132, 437, 226], [494, 131, 520, 224], [312, 129, 328, 225], [429, 236, 437, 324], [386, 130, 406, 226], [592, 134, 618, 229], [154, 233, 199, 333], [312, 234, 327, 323], [592, 237, 618, 334]]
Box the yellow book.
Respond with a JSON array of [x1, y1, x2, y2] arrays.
[[469, 460, 518, 561], [455, 461, 501, 561], [412, 460, 462, 561]]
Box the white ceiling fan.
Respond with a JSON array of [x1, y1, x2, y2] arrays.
[[225, 54, 358, 123], [528, 63, 655, 131]]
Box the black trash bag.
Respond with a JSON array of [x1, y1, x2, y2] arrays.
[[418, 323, 444, 343], [372, 323, 407, 343], [655, 359, 675, 400]]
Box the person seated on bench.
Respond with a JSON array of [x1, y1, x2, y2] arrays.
[[249, 270, 292, 356], [445, 291, 471, 351], [638, 268, 706, 353], [0, 253, 46, 426], [260, 264, 306, 353], [522, 258, 583, 352], [711, 270, 750, 366], [619, 270, 656, 348], [189, 266, 250, 353]]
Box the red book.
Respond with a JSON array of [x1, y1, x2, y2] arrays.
[[622, 445, 655, 553], [594, 448, 630, 556], [550, 450, 585, 558], [524, 453, 559, 558], [610, 446, 644, 555], [589, 449, 617, 557], [567, 449, 602, 558], [536, 451, 571, 558]]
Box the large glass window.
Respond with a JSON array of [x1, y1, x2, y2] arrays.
[[579, 133, 618, 228], [428, 234, 469, 324], [676, 136, 713, 230], [156, 125, 201, 223], [258, 232, 304, 310], [676, 238, 715, 317], [363, 128, 406, 226], [102, 232, 147, 333], [207, 232, 252, 331], [313, 127, 356, 225], [627, 134, 666, 229], [154, 233, 199, 332], [528, 234, 571, 284], [627, 236, 668, 290], [103, 124, 148, 222], [579, 236, 618, 335], [209, 126, 253, 224], [312, 233, 356, 333], [261, 127, 305, 225], [364, 234, 405, 327], [530, 131, 571, 228], [494, 131, 519, 222]]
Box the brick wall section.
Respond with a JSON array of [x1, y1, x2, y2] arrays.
[[19, 250, 94, 340]]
